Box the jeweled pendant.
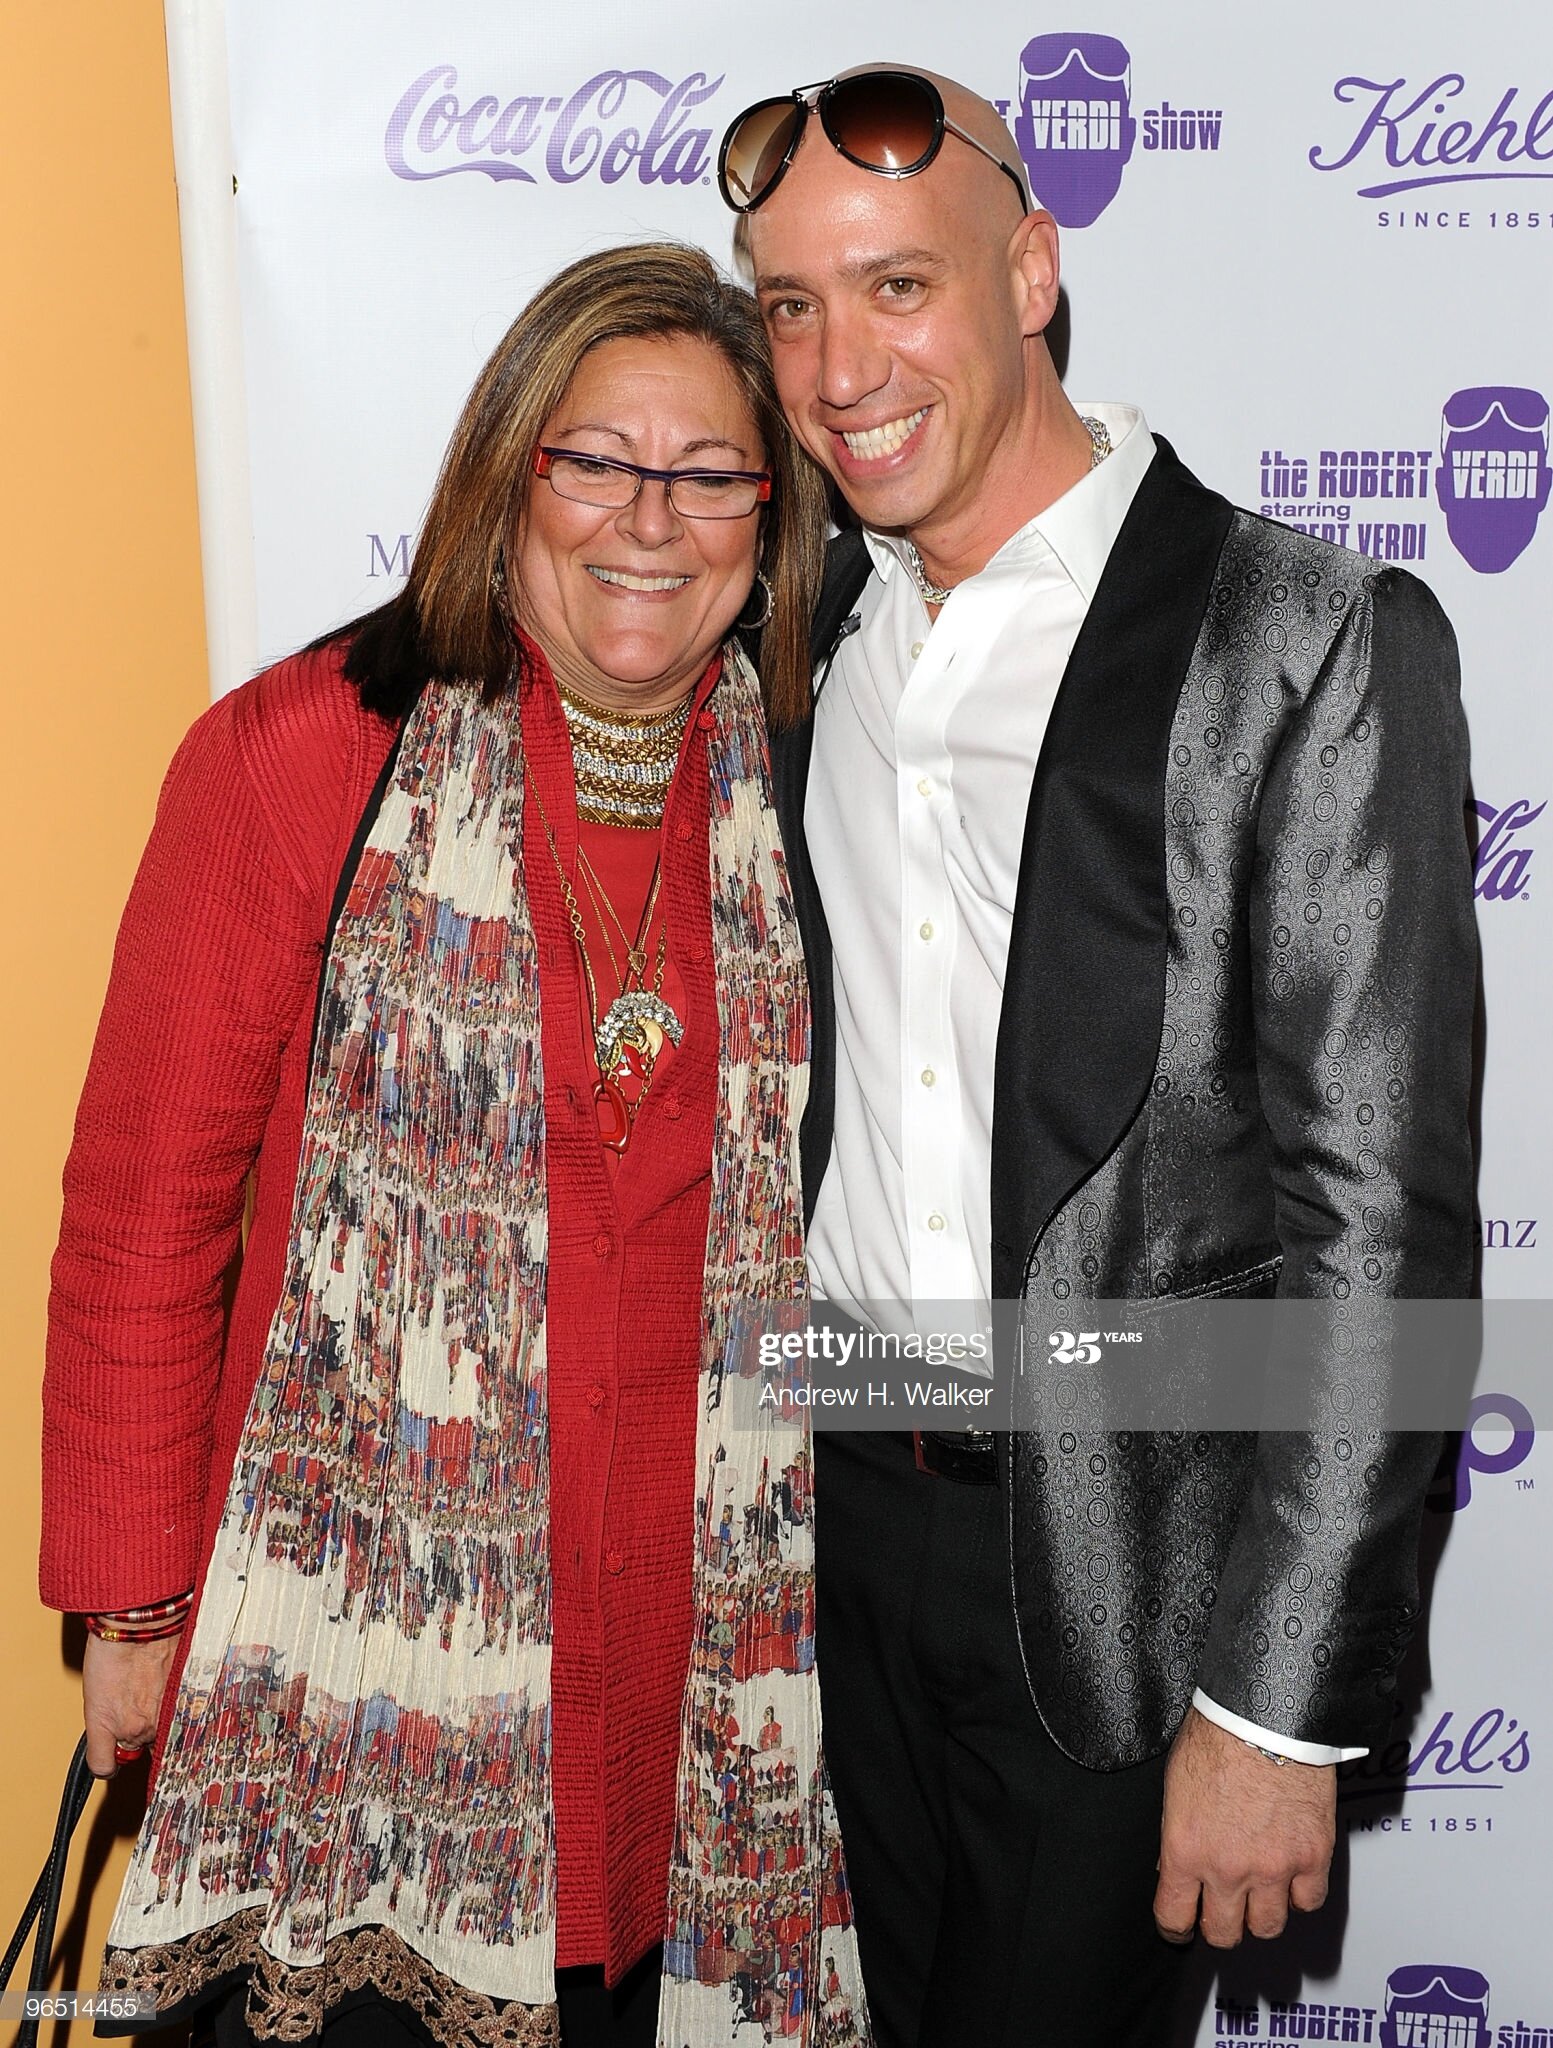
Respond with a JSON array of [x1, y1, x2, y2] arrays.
[[596, 990, 684, 1076]]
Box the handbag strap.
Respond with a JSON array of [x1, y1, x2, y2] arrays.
[[0, 1736, 96, 2045]]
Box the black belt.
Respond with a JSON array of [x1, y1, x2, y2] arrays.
[[912, 1428, 997, 1485]]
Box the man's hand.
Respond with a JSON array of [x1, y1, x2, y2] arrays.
[[82, 1633, 180, 1778], [1154, 1706, 1336, 1947]]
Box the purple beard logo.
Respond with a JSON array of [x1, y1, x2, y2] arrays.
[[1435, 386, 1551, 572], [1472, 796, 1542, 901], [1430, 1393, 1535, 1512], [1014, 33, 1136, 227], [1381, 1964, 1490, 2047], [385, 64, 721, 187]]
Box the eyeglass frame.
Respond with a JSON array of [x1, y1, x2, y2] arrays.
[[717, 70, 1031, 218], [531, 446, 773, 520]]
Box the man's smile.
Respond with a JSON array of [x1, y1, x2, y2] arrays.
[[830, 407, 932, 469]]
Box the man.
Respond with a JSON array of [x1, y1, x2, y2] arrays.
[[718, 64, 1476, 2048]]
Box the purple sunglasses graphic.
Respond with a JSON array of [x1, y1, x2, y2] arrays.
[[1381, 1963, 1490, 2047], [1014, 33, 1136, 228], [1435, 386, 1551, 573]]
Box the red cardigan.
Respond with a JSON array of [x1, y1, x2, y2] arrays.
[[41, 642, 720, 1979]]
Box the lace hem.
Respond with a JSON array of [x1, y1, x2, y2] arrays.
[[100, 1913, 561, 2046]]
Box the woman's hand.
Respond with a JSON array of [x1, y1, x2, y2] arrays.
[[82, 1633, 180, 1777]]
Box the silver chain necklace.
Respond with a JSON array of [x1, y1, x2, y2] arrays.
[[902, 414, 1114, 606]]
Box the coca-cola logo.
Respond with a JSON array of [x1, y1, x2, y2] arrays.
[[385, 64, 722, 188], [1309, 73, 1553, 198], [1472, 797, 1541, 902]]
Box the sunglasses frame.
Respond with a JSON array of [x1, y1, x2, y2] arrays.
[[718, 70, 1030, 217], [532, 446, 772, 519]]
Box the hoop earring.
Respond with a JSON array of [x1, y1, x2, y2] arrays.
[[737, 572, 773, 632]]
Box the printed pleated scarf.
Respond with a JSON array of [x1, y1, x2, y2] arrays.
[[101, 645, 872, 2048]]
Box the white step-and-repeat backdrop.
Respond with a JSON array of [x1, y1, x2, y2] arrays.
[[171, 4, 1549, 2040]]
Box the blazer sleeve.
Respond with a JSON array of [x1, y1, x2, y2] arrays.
[[40, 692, 323, 1613], [1194, 566, 1477, 1749]]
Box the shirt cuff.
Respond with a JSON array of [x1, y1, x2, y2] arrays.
[[1191, 1689, 1368, 1765]]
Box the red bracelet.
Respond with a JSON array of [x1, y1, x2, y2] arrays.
[[87, 1618, 189, 1644], [83, 1590, 194, 1641]]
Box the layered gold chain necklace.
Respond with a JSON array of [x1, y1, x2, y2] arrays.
[[558, 678, 693, 829], [533, 679, 693, 1149]]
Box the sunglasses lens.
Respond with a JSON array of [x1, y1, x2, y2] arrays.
[[723, 100, 805, 209], [825, 73, 939, 172]]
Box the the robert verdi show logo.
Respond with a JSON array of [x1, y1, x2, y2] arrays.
[[1256, 384, 1551, 574], [1437, 388, 1552, 572], [1001, 32, 1223, 229], [385, 64, 720, 186], [1216, 1961, 1552, 2044], [1309, 68, 1553, 231]]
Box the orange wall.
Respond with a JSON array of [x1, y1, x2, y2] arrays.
[[0, 5, 208, 2029]]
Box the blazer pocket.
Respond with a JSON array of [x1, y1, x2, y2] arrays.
[[1155, 1254, 1282, 1303]]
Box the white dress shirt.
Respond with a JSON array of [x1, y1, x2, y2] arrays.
[[805, 402, 1361, 1766]]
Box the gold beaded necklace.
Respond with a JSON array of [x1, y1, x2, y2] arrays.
[[557, 679, 693, 830], [530, 768, 683, 1153]]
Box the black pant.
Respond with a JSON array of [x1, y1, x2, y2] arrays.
[[814, 1431, 1186, 2048], [206, 1947, 660, 2048]]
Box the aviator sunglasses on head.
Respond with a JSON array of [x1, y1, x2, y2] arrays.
[[718, 69, 1030, 216]]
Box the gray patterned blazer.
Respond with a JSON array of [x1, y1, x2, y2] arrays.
[[773, 437, 1476, 1769]]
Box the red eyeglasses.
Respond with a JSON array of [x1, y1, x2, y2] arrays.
[[533, 447, 772, 520]]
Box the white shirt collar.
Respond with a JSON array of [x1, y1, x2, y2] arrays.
[[863, 402, 1155, 608]]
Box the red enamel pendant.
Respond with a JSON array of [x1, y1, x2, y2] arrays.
[[594, 1076, 632, 1152]]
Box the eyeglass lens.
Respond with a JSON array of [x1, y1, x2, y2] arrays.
[[824, 74, 939, 172], [724, 100, 806, 210], [545, 453, 762, 519]]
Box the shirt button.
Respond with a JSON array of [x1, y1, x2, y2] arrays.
[[920, 1068, 936, 1088], [675, 820, 693, 842], [919, 920, 934, 941], [586, 1383, 606, 1411], [605, 1549, 626, 1575], [697, 708, 716, 730], [927, 1212, 946, 1232], [687, 944, 708, 966], [592, 1231, 614, 1259], [916, 777, 933, 798], [910, 640, 924, 660], [662, 1093, 682, 1120]]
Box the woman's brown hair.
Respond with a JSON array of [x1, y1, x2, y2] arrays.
[[338, 241, 827, 731]]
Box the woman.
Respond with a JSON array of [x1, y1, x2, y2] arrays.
[[41, 242, 870, 2048]]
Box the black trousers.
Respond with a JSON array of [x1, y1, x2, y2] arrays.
[[813, 1431, 1187, 2048], [205, 1947, 660, 2048]]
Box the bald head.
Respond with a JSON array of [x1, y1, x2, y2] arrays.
[[731, 65, 1028, 273], [732, 60, 1085, 576], [848, 62, 1030, 218]]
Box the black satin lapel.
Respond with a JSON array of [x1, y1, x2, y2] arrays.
[[773, 528, 872, 1225], [990, 439, 1235, 1299], [770, 714, 834, 1225]]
